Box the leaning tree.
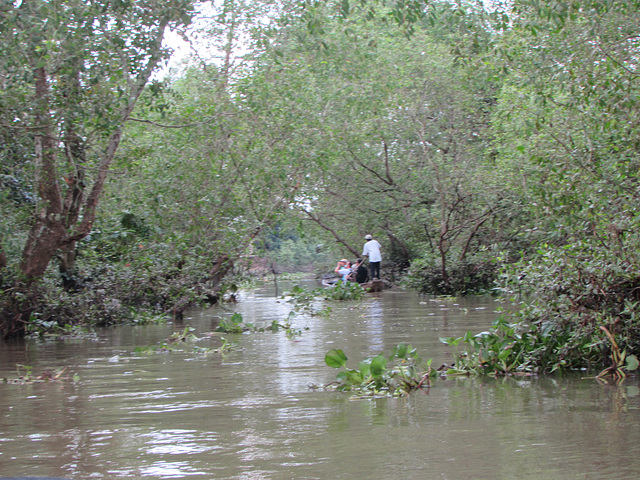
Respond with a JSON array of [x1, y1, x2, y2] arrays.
[[0, 0, 195, 338]]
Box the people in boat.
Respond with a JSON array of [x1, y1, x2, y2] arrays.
[[351, 258, 369, 284], [334, 259, 351, 283], [362, 234, 382, 280]]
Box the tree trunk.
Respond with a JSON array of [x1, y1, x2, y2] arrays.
[[0, 240, 6, 279], [20, 65, 67, 282], [1, 13, 172, 339]]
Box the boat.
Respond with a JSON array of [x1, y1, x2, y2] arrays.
[[320, 275, 388, 292], [362, 278, 387, 292]]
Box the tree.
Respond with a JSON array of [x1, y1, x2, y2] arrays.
[[111, 63, 306, 285], [0, 0, 195, 338], [243, 6, 509, 288], [95, 0, 313, 306]]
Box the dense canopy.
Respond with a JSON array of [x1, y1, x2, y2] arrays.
[[2, 0, 640, 374]]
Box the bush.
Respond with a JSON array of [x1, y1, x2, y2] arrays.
[[405, 256, 498, 295], [446, 240, 640, 374]]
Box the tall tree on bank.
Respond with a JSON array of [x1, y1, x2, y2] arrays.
[[0, 0, 195, 338]]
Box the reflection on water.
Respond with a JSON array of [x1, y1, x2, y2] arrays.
[[1, 279, 640, 479]]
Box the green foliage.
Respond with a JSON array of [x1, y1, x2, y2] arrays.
[[283, 285, 322, 315], [134, 326, 234, 356], [322, 344, 435, 396], [474, 239, 640, 373], [25, 319, 93, 339], [270, 311, 306, 338], [251, 224, 335, 273], [254, 6, 507, 288], [0, 0, 197, 337], [443, 244, 640, 375], [321, 281, 366, 301], [130, 310, 168, 326], [442, 316, 545, 375], [290, 0, 640, 372], [167, 326, 198, 343], [216, 312, 254, 333], [595, 326, 639, 383], [325, 348, 348, 368], [284, 282, 365, 316], [214, 310, 308, 338], [405, 255, 498, 295], [3, 0, 639, 375]]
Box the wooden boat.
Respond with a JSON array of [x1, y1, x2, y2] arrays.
[[320, 274, 339, 287], [320, 276, 388, 292], [362, 278, 387, 292]]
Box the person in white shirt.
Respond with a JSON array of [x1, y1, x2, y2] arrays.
[[334, 259, 351, 283], [362, 235, 382, 280]]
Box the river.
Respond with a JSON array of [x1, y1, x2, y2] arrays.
[[1, 279, 640, 479]]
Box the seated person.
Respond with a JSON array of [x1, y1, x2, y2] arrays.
[[351, 258, 369, 284], [334, 259, 351, 283]]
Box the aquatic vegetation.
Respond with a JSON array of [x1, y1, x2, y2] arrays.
[[441, 316, 640, 379], [595, 327, 639, 383], [321, 281, 366, 301], [134, 327, 236, 356], [216, 312, 254, 333], [214, 336, 236, 356], [283, 285, 324, 316], [25, 318, 95, 339], [319, 344, 436, 397], [214, 311, 308, 339], [168, 326, 199, 343], [130, 309, 168, 325], [270, 311, 306, 338], [3, 365, 79, 385], [440, 316, 532, 376], [284, 283, 363, 316], [191, 337, 236, 356], [134, 344, 173, 354], [135, 326, 199, 353]]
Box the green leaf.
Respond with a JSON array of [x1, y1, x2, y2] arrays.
[[498, 346, 512, 361], [625, 354, 639, 372], [440, 336, 462, 347], [369, 354, 387, 377], [344, 369, 364, 385], [358, 360, 371, 377], [392, 343, 409, 359], [325, 349, 348, 368]]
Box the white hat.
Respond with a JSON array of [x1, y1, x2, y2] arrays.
[[365, 234, 372, 240]]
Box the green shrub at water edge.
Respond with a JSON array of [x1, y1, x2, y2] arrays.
[[441, 315, 640, 378]]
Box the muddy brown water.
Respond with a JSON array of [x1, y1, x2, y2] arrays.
[[1, 279, 640, 479]]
